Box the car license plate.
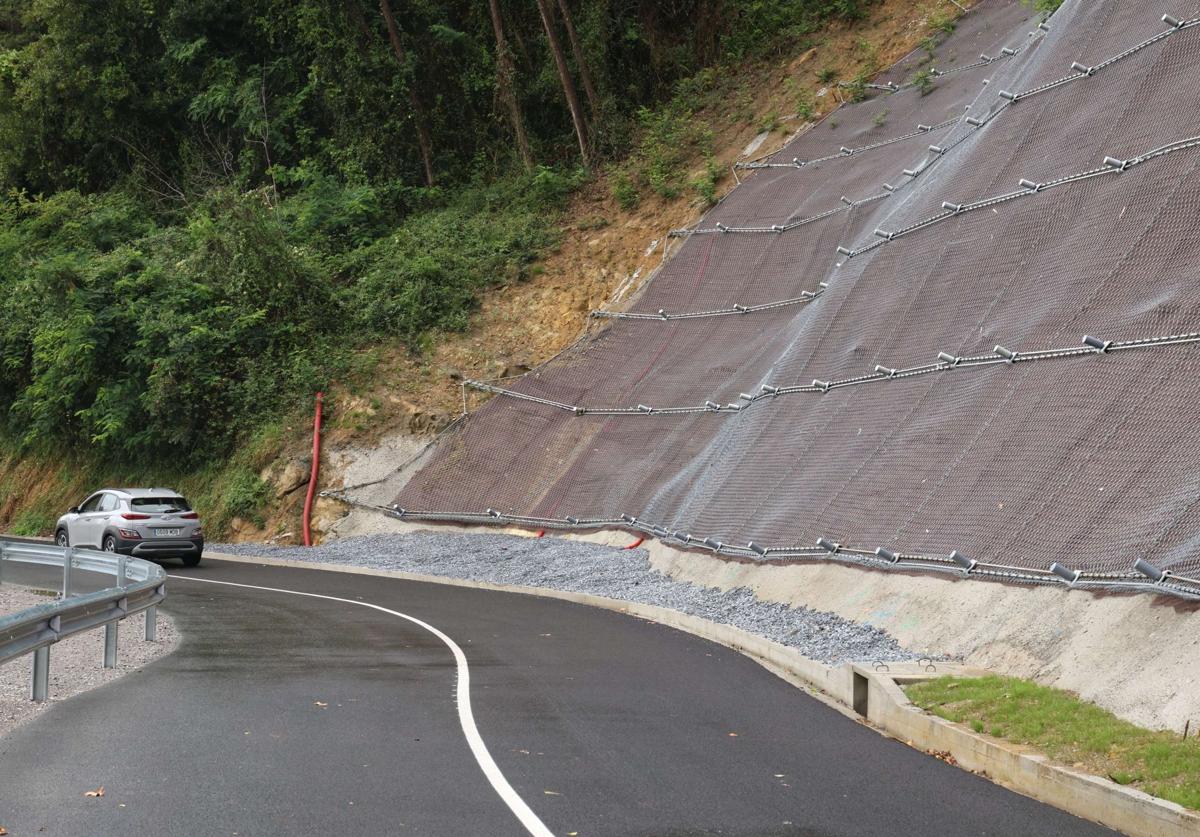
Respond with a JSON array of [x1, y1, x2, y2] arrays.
[[155, 528, 182, 538]]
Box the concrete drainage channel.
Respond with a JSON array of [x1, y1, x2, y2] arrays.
[[212, 531, 1200, 836]]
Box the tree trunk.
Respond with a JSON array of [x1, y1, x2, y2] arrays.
[[534, 0, 590, 166], [555, 0, 600, 119], [379, 0, 435, 186], [487, 0, 533, 171]]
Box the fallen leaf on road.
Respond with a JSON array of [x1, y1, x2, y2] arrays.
[[84, 787, 105, 798], [1, 825, 9, 834], [728, 732, 738, 737], [927, 749, 958, 766], [543, 790, 560, 796], [313, 701, 328, 708]]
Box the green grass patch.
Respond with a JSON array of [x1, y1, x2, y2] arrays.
[[907, 675, 1200, 810], [9, 508, 57, 536]]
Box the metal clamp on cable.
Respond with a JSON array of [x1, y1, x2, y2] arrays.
[[1134, 558, 1169, 583], [875, 547, 900, 565], [816, 537, 841, 554], [1050, 562, 1082, 585], [950, 550, 977, 574]]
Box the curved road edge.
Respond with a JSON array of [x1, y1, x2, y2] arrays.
[[199, 549, 1195, 837]]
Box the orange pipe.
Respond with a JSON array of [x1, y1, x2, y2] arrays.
[[624, 537, 645, 550], [302, 392, 324, 547]]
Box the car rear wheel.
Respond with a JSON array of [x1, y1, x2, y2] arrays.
[[102, 535, 117, 552], [55, 529, 69, 547], [180, 554, 201, 568]]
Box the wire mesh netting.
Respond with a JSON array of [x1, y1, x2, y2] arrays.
[[389, 0, 1200, 598]]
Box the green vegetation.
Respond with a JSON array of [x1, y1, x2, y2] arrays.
[[9, 507, 55, 536], [690, 159, 724, 207], [0, 172, 564, 463], [910, 68, 937, 96], [928, 7, 958, 35], [1024, 0, 1065, 14], [908, 676, 1200, 810], [0, 0, 881, 478], [794, 87, 818, 121]]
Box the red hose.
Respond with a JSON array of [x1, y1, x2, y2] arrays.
[[624, 537, 645, 550], [302, 392, 324, 547]]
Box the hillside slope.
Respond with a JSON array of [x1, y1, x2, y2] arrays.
[[390, 0, 1200, 592], [0, 0, 964, 541]]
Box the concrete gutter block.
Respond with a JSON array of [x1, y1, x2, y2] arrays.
[[849, 665, 1200, 837]]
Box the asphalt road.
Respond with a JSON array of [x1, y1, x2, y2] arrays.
[[0, 558, 1112, 836]]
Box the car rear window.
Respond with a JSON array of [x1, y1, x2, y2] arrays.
[[130, 497, 192, 513]]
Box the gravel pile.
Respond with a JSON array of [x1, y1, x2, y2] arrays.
[[0, 583, 179, 738], [213, 532, 935, 665]]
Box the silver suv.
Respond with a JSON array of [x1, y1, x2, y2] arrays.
[[55, 488, 204, 567]]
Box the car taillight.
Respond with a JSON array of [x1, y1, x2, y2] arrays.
[[117, 528, 141, 539], [180, 512, 199, 520], [121, 512, 151, 520]]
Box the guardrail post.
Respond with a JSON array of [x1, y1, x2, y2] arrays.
[[103, 622, 118, 668], [144, 606, 157, 642], [31, 646, 49, 701], [62, 546, 73, 597]]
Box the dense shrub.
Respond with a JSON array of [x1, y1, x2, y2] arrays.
[[0, 167, 571, 462], [0, 0, 876, 469]]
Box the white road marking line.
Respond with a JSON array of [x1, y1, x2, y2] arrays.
[[170, 574, 555, 837]]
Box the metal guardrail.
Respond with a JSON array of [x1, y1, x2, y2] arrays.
[[0, 537, 166, 701]]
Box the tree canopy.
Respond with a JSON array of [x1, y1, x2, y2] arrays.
[[0, 0, 870, 462]]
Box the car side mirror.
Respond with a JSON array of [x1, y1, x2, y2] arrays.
[[68, 506, 79, 514]]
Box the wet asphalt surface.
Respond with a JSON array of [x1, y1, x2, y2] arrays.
[[0, 559, 1112, 836]]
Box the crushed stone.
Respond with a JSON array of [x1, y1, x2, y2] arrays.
[[213, 531, 940, 665]]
